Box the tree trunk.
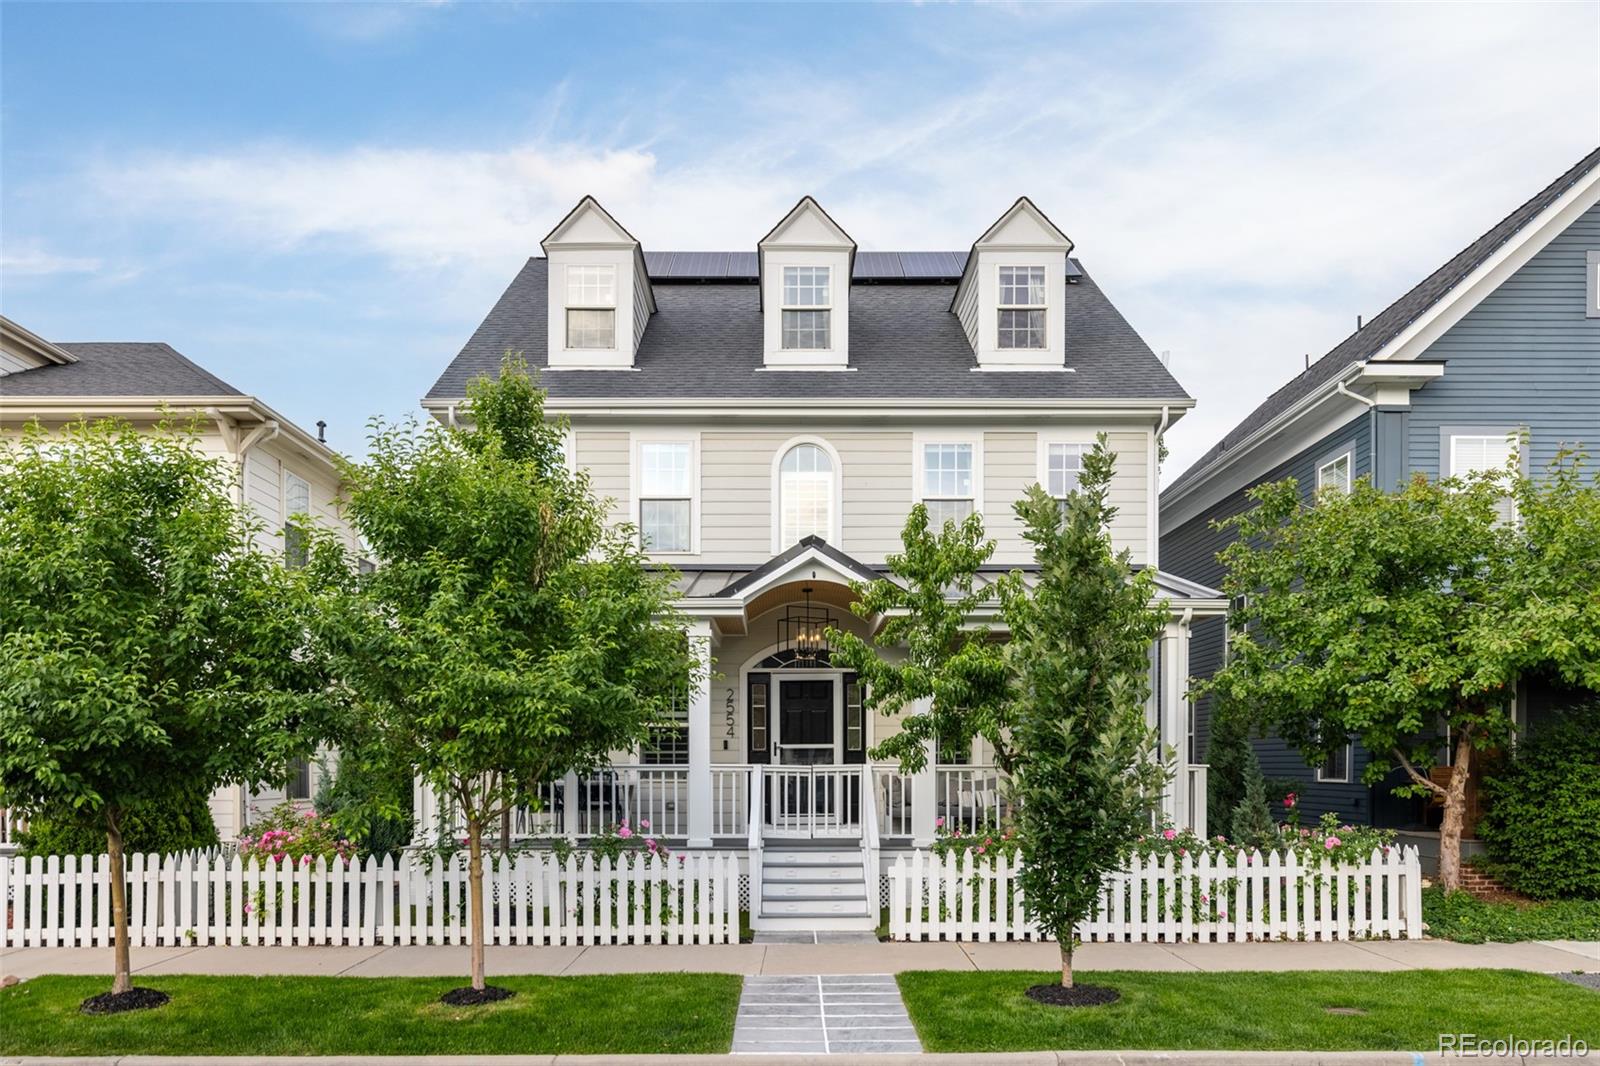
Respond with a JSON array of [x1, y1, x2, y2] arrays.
[[466, 817, 486, 991], [1059, 938, 1074, 989], [106, 812, 132, 996], [1436, 732, 1474, 894], [500, 799, 510, 857]]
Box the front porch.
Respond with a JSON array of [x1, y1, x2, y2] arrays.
[[412, 537, 1223, 929]]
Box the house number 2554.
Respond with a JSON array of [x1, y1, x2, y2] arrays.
[[724, 688, 737, 737]]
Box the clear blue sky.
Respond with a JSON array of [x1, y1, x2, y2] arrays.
[[3, 2, 1596, 478]]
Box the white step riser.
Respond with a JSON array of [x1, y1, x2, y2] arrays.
[[762, 850, 860, 865], [748, 914, 881, 933], [763, 883, 866, 901], [763, 865, 859, 883], [761, 898, 871, 917]]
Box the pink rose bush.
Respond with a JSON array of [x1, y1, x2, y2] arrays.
[[238, 803, 355, 868]]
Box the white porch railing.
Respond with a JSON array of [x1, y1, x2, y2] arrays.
[[873, 767, 915, 838], [888, 846, 1425, 942], [0, 807, 26, 854], [762, 766, 864, 838], [935, 766, 1013, 834]]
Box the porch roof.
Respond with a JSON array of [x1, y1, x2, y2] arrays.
[[666, 537, 1226, 621]]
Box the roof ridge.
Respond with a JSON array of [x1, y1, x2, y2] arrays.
[[1166, 144, 1600, 498]]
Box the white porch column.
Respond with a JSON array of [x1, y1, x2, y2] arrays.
[[910, 698, 938, 848], [686, 618, 715, 848], [1158, 611, 1195, 831]]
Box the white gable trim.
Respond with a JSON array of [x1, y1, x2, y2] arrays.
[[1163, 163, 1600, 531], [758, 196, 856, 251]]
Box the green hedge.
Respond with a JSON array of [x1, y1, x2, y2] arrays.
[[19, 787, 219, 857], [1478, 701, 1600, 900]]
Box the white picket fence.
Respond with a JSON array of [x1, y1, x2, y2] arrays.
[[2, 850, 740, 948], [888, 846, 1424, 942]]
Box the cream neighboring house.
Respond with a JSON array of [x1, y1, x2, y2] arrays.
[[0, 315, 362, 845], [421, 196, 1225, 930]]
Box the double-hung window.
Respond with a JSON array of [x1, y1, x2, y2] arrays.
[[566, 264, 617, 349], [638, 440, 694, 553], [1044, 441, 1087, 504], [1449, 431, 1519, 523], [781, 266, 831, 349], [919, 441, 976, 526], [997, 265, 1046, 349], [1317, 451, 1352, 495], [1316, 739, 1353, 784], [283, 471, 311, 568]]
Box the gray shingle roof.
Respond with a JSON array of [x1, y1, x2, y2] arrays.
[[1165, 144, 1600, 499], [1, 342, 243, 397], [426, 257, 1186, 402]]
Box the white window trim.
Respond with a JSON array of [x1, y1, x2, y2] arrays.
[[1035, 433, 1097, 500], [1316, 450, 1353, 494], [1315, 739, 1354, 784], [564, 264, 618, 352], [912, 432, 985, 521], [996, 263, 1047, 351], [629, 431, 701, 556], [779, 266, 833, 352], [770, 435, 843, 553]]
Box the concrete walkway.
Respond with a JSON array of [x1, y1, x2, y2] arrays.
[[733, 974, 921, 1055], [2, 938, 1595, 982]]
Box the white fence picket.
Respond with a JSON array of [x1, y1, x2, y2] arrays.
[[883, 845, 1425, 944]]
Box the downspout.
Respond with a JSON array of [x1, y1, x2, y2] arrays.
[[446, 403, 459, 428], [1336, 381, 1378, 408], [1151, 404, 1170, 568], [233, 421, 281, 509]]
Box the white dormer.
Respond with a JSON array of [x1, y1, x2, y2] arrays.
[[758, 197, 856, 369], [952, 197, 1074, 370], [541, 197, 655, 370]]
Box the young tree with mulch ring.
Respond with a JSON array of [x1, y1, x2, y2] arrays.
[[0, 419, 336, 1013], [1204, 447, 1600, 893], [999, 445, 1168, 998], [316, 358, 699, 1003], [835, 438, 1169, 1000]]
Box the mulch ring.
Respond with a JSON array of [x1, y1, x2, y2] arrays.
[[80, 987, 171, 1014], [1025, 983, 1120, 1008], [439, 985, 516, 1007]]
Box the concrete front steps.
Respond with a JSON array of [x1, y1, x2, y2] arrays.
[[753, 842, 878, 932]]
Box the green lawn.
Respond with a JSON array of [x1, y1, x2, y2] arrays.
[[0, 973, 742, 1056], [1423, 887, 1600, 943], [898, 969, 1600, 1052]]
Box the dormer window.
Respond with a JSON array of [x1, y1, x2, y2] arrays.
[[565, 265, 617, 350], [781, 267, 831, 350], [997, 266, 1046, 350]]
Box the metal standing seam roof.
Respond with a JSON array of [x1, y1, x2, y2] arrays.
[[1165, 144, 1600, 500], [0, 342, 245, 397], [427, 255, 1184, 403]]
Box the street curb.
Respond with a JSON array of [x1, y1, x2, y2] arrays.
[[1, 1053, 1447, 1065]]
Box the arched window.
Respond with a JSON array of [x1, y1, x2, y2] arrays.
[[777, 442, 836, 548]]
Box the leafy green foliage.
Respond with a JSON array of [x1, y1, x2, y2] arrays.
[[1202, 448, 1600, 890], [1477, 702, 1600, 900], [838, 437, 1167, 988], [19, 785, 218, 858], [1203, 699, 1259, 837], [314, 751, 414, 860], [1421, 887, 1600, 943], [1001, 446, 1167, 984], [313, 357, 699, 990], [828, 506, 1009, 773], [0, 418, 337, 993]]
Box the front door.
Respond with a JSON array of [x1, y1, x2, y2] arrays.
[[777, 679, 834, 765]]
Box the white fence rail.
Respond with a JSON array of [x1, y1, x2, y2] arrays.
[[2, 850, 740, 948], [888, 846, 1424, 943]]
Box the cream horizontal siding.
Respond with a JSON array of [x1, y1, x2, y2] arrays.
[[696, 428, 914, 561], [983, 431, 1036, 563], [1103, 429, 1150, 565], [575, 430, 631, 529]]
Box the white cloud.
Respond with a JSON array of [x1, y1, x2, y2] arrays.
[[1, 242, 103, 277], [55, 2, 1600, 481]]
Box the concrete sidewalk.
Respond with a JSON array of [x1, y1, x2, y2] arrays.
[[0, 1054, 1531, 1066], [3, 937, 1595, 982]]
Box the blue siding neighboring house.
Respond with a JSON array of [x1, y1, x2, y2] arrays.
[[1160, 146, 1600, 833]]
